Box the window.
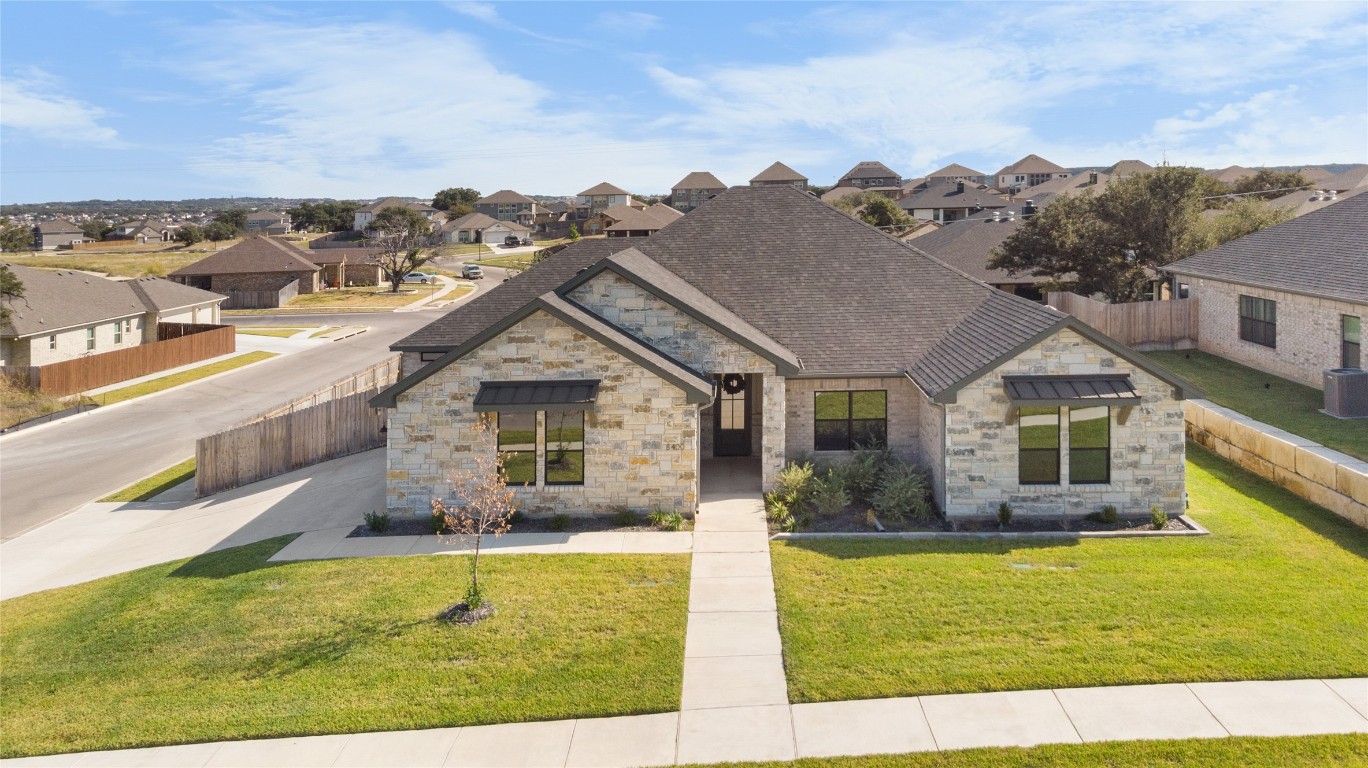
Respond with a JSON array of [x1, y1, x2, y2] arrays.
[[1069, 406, 1110, 484], [544, 411, 585, 485], [497, 412, 536, 486], [48, 335, 56, 350], [1344, 315, 1362, 369], [814, 390, 887, 451], [1239, 295, 1276, 348], [86, 327, 96, 351], [114, 321, 122, 344], [1018, 406, 1060, 484]]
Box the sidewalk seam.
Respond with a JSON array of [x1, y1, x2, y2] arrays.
[[1051, 688, 1087, 744], [1185, 682, 1234, 736]]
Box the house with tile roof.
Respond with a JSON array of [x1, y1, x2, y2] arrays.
[[169, 235, 322, 308], [1, 263, 225, 367], [836, 161, 902, 190], [475, 190, 538, 225], [1166, 194, 1368, 389], [371, 186, 1195, 522], [31, 219, 87, 250], [670, 172, 727, 212], [994, 155, 1070, 195], [749, 161, 808, 190]]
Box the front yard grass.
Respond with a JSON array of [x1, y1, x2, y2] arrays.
[[0, 538, 690, 757], [99, 457, 196, 502], [1144, 349, 1367, 460], [91, 351, 278, 405], [5, 242, 240, 278], [771, 444, 1368, 703], [286, 287, 424, 308]]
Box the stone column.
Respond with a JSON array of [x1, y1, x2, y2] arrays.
[[761, 374, 786, 491]]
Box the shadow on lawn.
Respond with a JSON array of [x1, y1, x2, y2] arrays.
[[1187, 442, 1368, 561], [168, 535, 299, 580]]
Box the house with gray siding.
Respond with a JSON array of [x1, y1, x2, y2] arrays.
[[32, 219, 86, 250], [373, 186, 1195, 522]]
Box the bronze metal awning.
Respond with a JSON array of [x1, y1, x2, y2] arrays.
[[1002, 374, 1141, 406], [472, 380, 599, 412]]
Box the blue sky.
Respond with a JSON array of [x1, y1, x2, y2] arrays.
[[2, 1, 1365, 203]]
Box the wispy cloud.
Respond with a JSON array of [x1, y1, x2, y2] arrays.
[[0, 68, 122, 147], [596, 11, 661, 35], [446, 2, 585, 47]]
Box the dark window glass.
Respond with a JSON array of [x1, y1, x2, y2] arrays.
[[1239, 295, 1277, 348], [814, 391, 887, 451], [497, 412, 536, 486], [1019, 406, 1060, 484], [1069, 406, 1110, 485], [1343, 315, 1361, 369], [544, 411, 584, 486]]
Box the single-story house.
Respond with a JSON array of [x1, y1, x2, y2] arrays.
[[353, 197, 439, 233], [1, 263, 225, 367], [441, 212, 503, 244], [306, 249, 383, 287], [168, 235, 320, 308], [31, 219, 86, 250], [110, 219, 172, 243], [372, 186, 1196, 522], [1166, 193, 1367, 389], [898, 181, 1009, 223]]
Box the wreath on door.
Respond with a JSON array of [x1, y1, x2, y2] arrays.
[[721, 374, 746, 394]]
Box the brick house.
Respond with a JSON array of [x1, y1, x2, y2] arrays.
[[670, 172, 727, 212], [1166, 194, 1367, 389], [749, 161, 808, 190], [169, 235, 320, 308], [898, 181, 1009, 223], [372, 186, 1196, 522]]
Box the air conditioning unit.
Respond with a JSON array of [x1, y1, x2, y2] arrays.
[[1323, 368, 1368, 418]]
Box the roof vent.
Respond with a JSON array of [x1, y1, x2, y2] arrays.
[[1007, 211, 1016, 221], [1088, 172, 1098, 185], [992, 211, 1001, 222], [1328, 190, 1338, 200]]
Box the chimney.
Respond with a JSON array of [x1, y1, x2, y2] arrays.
[[1023, 200, 1036, 216], [956, 181, 965, 194], [1088, 171, 1098, 186]]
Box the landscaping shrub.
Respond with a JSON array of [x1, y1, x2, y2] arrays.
[[548, 513, 572, 532], [832, 450, 888, 503], [997, 502, 1013, 528], [364, 510, 390, 533], [428, 507, 448, 535], [648, 508, 684, 531], [765, 492, 803, 532], [612, 508, 639, 527], [871, 464, 933, 523], [1088, 504, 1119, 524], [1151, 505, 1168, 529], [774, 461, 815, 508], [809, 474, 850, 517]]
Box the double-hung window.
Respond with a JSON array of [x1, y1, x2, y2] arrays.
[[114, 321, 123, 344], [1343, 315, 1362, 369], [1068, 406, 1110, 484], [86, 327, 96, 351], [1239, 295, 1276, 348], [813, 390, 887, 451], [1018, 406, 1060, 484], [495, 410, 586, 487]]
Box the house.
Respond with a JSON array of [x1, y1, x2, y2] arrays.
[[372, 185, 1195, 522], [1267, 165, 1368, 218], [481, 220, 533, 246], [306, 249, 383, 287], [577, 183, 633, 216], [353, 198, 440, 232], [835, 161, 902, 189], [749, 161, 808, 190], [31, 219, 86, 250], [1105, 160, 1153, 178], [441, 212, 504, 244], [475, 190, 537, 225], [1204, 165, 1255, 185], [110, 219, 172, 243], [245, 211, 292, 233], [1016, 170, 1110, 202], [1165, 194, 1367, 389], [168, 235, 321, 308], [1, 263, 225, 367], [670, 172, 727, 212], [604, 204, 683, 238], [898, 181, 1009, 223], [925, 163, 988, 186], [994, 155, 1070, 195], [906, 213, 1047, 301]]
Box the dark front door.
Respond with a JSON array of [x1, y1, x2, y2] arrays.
[[713, 374, 752, 457]]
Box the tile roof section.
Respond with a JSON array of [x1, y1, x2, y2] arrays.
[[169, 235, 321, 277], [1166, 193, 1368, 303], [750, 162, 807, 183], [2, 263, 224, 338], [672, 172, 726, 190], [476, 189, 535, 205], [579, 182, 630, 196]]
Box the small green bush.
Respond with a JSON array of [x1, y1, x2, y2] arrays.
[[548, 513, 572, 532], [774, 461, 815, 507], [648, 508, 684, 531], [834, 450, 889, 503], [997, 502, 1013, 528], [871, 464, 933, 523], [508, 509, 526, 527], [1100, 504, 1118, 524], [364, 510, 390, 533], [1151, 506, 1168, 529], [612, 508, 639, 527], [809, 475, 851, 517]]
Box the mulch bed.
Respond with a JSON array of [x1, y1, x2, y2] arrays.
[[774, 505, 1191, 534], [438, 602, 495, 625]]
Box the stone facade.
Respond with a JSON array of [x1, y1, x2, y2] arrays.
[[938, 327, 1187, 519], [205, 271, 319, 296], [387, 310, 699, 517], [1189, 277, 1366, 389], [784, 377, 922, 462]]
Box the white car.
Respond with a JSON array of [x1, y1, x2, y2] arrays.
[[402, 272, 434, 284]]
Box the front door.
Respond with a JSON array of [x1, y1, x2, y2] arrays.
[[713, 373, 752, 457]]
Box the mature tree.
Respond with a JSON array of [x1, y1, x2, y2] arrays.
[[1194, 198, 1294, 248], [1231, 169, 1310, 200], [832, 191, 917, 234], [369, 205, 433, 292], [1, 264, 25, 324], [432, 187, 480, 212], [80, 219, 114, 241], [0, 218, 33, 252], [429, 419, 516, 620], [289, 200, 359, 232], [214, 209, 248, 234], [175, 224, 204, 246], [203, 220, 237, 245]]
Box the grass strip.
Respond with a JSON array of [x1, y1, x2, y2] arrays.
[[98, 458, 196, 502], [91, 351, 278, 406], [235, 327, 307, 338], [308, 326, 342, 338]]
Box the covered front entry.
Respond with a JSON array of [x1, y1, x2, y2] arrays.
[[712, 372, 752, 457], [701, 373, 764, 498]]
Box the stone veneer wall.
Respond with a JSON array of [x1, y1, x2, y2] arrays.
[[211, 271, 319, 295], [940, 327, 1187, 519], [1186, 399, 1368, 529], [784, 377, 922, 463], [387, 310, 698, 517], [917, 389, 947, 510], [1189, 277, 1366, 389], [568, 271, 785, 489]]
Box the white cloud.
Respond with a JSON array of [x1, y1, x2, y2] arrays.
[[0, 68, 121, 147], [596, 11, 662, 34], [445, 1, 584, 47]]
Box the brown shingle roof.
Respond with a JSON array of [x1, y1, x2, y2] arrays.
[[995, 154, 1067, 177], [839, 161, 900, 182], [672, 171, 727, 191], [2, 264, 223, 338], [750, 162, 807, 183], [906, 218, 1031, 285], [359, 197, 436, 214], [169, 236, 320, 277], [476, 190, 535, 205], [579, 182, 630, 196], [898, 183, 1008, 212], [926, 163, 986, 179], [35, 219, 83, 234]]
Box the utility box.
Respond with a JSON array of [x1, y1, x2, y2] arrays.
[[1323, 368, 1368, 418]]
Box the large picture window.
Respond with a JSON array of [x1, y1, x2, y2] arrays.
[[544, 410, 585, 485], [497, 412, 536, 486], [1239, 295, 1277, 348], [1069, 406, 1110, 484], [1018, 406, 1060, 484], [1344, 315, 1361, 369], [814, 390, 887, 451]]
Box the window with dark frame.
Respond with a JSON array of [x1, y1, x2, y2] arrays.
[[1069, 406, 1110, 485], [496, 412, 536, 486], [1343, 315, 1361, 369], [544, 410, 585, 486], [1018, 406, 1060, 484], [1239, 295, 1277, 348], [813, 390, 887, 451]]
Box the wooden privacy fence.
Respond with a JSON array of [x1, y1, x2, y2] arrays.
[[223, 279, 299, 309], [1048, 292, 1198, 350], [195, 354, 401, 497], [2, 323, 235, 397]]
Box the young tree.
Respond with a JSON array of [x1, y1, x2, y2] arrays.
[[432, 187, 481, 212], [80, 219, 114, 242], [1, 264, 25, 324], [369, 206, 433, 292], [203, 220, 237, 245], [0, 218, 33, 252], [430, 419, 517, 618], [567, 223, 580, 241], [175, 224, 204, 246]]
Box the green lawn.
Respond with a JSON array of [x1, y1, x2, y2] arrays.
[[0, 538, 690, 757], [697, 734, 1368, 767], [771, 444, 1368, 703], [471, 251, 537, 270], [1145, 349, 1368, 460], [235, 327, 307, 338], [91, 351, 278, 405], [99, 457, 196, 502]]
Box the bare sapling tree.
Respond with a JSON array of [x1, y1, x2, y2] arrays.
[[430, 418, 517, 621]]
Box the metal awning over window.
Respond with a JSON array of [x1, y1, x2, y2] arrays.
[[472, 380, 600, 412], [1002, 375, 1142, 406]]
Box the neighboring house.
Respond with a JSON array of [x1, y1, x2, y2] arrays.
[[1267, 165, 1368, 218], [1105, 160, 1153, 178], [111, 219, 172, 243], [482, 220, 533, 245], [372, 186, 1196, 523], [670, 172, 727, 212], [604, 204, 683, 238], [1204, 165, 1255, 185], [994, 155, 1070, 195], [168, 235, 321, 306], [1165, 194, 1368, 389], [245, 211, 292, 233], [32, 219, 86, 250], [925, 163, 988, 186], [441, 212, 504, 244], [475, 190, 537, 224], [906, 214, 1047, 300], [835, 161, 902, 189], [353, 198, 439, 232], [898, 181, 1009, 223], [307, 249, 383, 287], [1, 263, 225, 367], [1016, 170, 1109, 202], [749, 161, 808, 190], [577, 183, 633, 215]]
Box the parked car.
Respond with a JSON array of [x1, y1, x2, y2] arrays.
[[460, 264, 484, 280], [503, 234, 520, 247], [520, 237, 534, 246], [402, 272, 433, 284]]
